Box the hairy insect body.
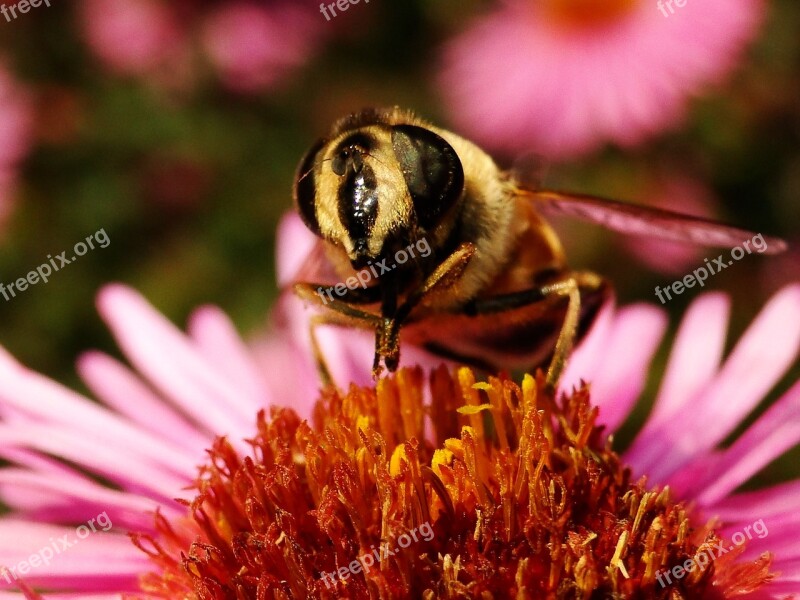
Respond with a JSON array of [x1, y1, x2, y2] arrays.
[[291, 107, 784, 382]]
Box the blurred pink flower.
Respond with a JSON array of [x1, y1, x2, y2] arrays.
[[201, 2, 323, 93], [439, 0, 767, 159], [78, 0, 185, 78], [78, 0, 324, 93]]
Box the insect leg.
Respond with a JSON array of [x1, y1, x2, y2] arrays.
[[396, 242, 476, 321], [292, 281, 382, 306], [374, 242, 477, 377], [295, 283, 381, 385], [467, 272, 606, 388], [544, 277, 581, 390]]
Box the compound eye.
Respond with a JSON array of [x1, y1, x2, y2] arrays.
[[293, 138, 325, 235], [391, 124, 464, 231]]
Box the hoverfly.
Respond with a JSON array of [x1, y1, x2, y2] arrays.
[[290, 107, 786, 386]]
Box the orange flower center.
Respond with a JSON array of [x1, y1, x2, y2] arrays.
[[542, 0, 639, 28], [131, 367, 775, 599]]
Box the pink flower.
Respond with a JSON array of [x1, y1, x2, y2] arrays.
[[78, 0, 324, 93], [200, 2, 324, 94], [0, 212, 798, 595], [78, 0, 185, 78], [438, 0, 767, 159]]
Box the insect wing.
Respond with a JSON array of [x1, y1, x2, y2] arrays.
[[527, 190, 787, 255]]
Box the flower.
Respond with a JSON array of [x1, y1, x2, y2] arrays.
[[132, 367, 775, 597], [77, 0, 324, 93], [0, 217, 798, 595], [438, 0, 767, 159], [0, 217, 435, 597], [78, 0, 186, 79], [0, 285, 280, 596], [200, 2, 324, 94]]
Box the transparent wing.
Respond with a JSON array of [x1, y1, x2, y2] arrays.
[[525, 189, 787, 255]]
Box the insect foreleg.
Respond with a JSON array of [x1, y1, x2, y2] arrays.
[[374, 242, 477, 377], [295, 283, 381, 385]]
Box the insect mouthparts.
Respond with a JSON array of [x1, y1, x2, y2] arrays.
[[351, 239, 371, 268]]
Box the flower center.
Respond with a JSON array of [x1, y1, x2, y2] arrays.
[[541, 0, 639, 28], [130, 367, 774, 598]]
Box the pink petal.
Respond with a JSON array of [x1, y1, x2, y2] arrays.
[[77, 351, 208, 451], [97, 284, 257, 442], [649, 292, 730, 422], [0, 354, 199, 480], [628, 284, 800, 482], [578, 304, 667, 432], [626, 293, 730, 464], [690, 381, 800, 504], [187, 305, 271, 408], [0, 468, 177, 532], [0, 520, 146, 592], [559, 300, 616, 392], [0, 424, 184, 502], [710, 480, 800, 523], [276, 211, 320, 287]]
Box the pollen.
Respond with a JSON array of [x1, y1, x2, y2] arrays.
[[130, 367, 774, 598]]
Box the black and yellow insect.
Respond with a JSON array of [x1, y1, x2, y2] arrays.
[[290, 107, 785, 385]]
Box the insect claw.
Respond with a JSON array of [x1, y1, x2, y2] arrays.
[[372, 360, 384, 380]]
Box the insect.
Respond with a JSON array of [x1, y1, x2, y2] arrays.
[[291, 107, 786, 387]]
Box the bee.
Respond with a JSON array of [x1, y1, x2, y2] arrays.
[[291, 107, 786, 386]]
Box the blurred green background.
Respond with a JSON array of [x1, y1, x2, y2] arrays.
[[0, 0, 798, 484]]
